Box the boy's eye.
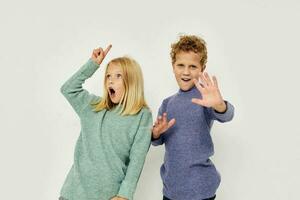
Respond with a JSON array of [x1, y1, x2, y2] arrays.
[[190, 65, 197, 69]]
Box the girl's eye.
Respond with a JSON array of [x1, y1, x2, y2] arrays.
[[116, 74, 122, 78], [106, 74, 111, 78]]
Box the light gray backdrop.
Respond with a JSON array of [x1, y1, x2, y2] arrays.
[[0, 0, 299, 200]]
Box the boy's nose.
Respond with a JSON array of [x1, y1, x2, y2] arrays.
[[183, 67, 190, 75]]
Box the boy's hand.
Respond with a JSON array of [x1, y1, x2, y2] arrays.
[[110, 196, 128, 200], [91, 44, 112, 65], [192, 72, 226, 112], [152, 113, 176, 139]]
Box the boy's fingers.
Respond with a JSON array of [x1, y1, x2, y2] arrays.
[[204, 72, 213, 86], [168, 118, 176, 129], [201, 72, 209, 86], [191, 98, 204, 106], [158, 115, 163, 124], [212, 76, 219, 88], [199, 73, 207, 87], [162, 113, 167, 125], [193, 79, 204, 92], [154, 120, 158, 127]]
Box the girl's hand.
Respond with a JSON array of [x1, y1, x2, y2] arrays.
[[110, 196, 128, 200], [91, 44, 112, 65], [192, 72, 226, 112], [152, 112, 175, 139]]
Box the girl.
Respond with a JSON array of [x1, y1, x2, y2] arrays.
[[59, 45, 152, 200]]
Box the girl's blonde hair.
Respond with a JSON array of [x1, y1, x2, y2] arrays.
[[91, 56, 148, 115]]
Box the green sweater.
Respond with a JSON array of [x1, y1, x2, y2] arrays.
[[60, 59, 152, 200]]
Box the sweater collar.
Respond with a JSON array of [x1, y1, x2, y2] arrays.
[[177, 85, 202, 99], [178, 85, 197, 94]]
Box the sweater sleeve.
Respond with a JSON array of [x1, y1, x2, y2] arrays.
[[60, 59, 100, 116], [207, 100, 235, 123], [117, 109, 153, 200]]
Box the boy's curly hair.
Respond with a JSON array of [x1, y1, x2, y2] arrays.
[[170, 35, 207, 70]]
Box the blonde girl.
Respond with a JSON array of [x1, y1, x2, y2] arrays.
[[59, 45, 152, 200]]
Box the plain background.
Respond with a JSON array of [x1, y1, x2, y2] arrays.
[[1, 0, 299, 199]]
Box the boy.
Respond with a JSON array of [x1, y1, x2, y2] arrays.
[[152, 35, 234, 200]]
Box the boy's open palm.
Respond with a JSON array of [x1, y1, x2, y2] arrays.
[[192, 72, 226, 111], [91, 44, 112, 65], [152, 113, 175, 139]]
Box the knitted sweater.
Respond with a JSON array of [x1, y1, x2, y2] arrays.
[[152, 86, 234, 200], [60, 59, 152, 200]]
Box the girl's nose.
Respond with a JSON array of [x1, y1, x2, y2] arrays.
[[107, 77, 113, 84]]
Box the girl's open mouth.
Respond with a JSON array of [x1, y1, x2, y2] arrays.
[[109, 87, 116, 98]]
